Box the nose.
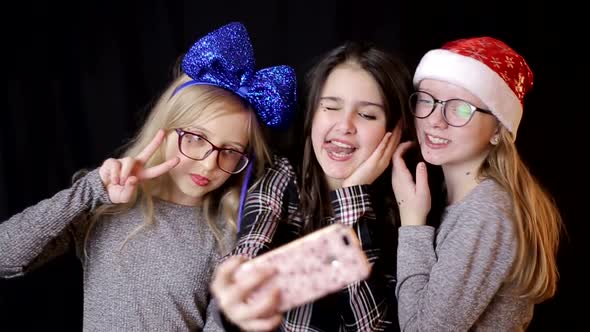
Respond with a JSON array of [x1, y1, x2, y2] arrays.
[[335, 110, 357, 134], [200, 150, 219, 171], [427, 103, 448, 128]]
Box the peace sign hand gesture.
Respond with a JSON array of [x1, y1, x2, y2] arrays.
[[98, 129, 180, 204]]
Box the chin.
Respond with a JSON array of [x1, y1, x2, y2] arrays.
[[320, 157, 359, 176], [322, 167, 351, 182], [325, 172, 348, 181], [420, 148, 445, 166], [177, 184, 211, 199], [424, 158, 443, 166]]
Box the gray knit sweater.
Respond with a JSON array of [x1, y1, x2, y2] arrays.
[[396, 179, 533, 331], [0, 169, 232, 331]]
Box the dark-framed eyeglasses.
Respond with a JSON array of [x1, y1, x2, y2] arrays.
[[175, 129, 249, 174], [409, 91, 493, 127]]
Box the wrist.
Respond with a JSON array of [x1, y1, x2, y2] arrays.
[[399, 213, 427, 226]]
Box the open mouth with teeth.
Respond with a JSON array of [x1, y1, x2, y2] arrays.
[[426, 134, 449, 145], [324, 140, 357, 158]]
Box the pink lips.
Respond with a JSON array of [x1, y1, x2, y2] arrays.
[[190, 174, 210, 186]]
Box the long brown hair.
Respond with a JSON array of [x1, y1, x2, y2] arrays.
[[299, 41, 412, 233]]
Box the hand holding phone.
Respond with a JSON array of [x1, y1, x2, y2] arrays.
[[233, 223, 372, 312]]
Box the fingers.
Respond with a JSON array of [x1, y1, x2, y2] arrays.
[[342, 131, 394, 187], [231, 264, 276, 305], [235, 288, 282, 330], [380, 123, 403, 167], [392, 141, 414, 171], [118, 176, 138, 203], [390, 122, 403, 149], [211, 256, 281, 330], [98, 160, 111, 185], [211, 256, 257, 309], [139, 157, 180, 180], [136, 129, 166, 163], [99, 158, 122, 186], [415, 162, 430, 198], [241, 313, 283, 332], [391, 142, 415, 193], [392, 141, 414, 166], [242, 286, 281, 319], [369, 131, 394, 165], [381, 131, 398, 162], [211, 256, 247, 295], [119, 157, 137, 184], [367, 132, 395, 178]]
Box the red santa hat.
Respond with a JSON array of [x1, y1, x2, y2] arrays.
[[413, 36, 533, 138]]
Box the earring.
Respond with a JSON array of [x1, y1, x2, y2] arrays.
[[491, 136, 500, 145]]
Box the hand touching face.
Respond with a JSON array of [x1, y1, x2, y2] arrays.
[[342, 123, 402, 188]]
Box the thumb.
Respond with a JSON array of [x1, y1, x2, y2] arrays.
[[415, 162, 429, 197]]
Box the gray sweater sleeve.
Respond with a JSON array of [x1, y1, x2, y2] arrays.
[[202, 296, 227, 332], [0, 169, 111, 278], [396, 183, 517, 331]]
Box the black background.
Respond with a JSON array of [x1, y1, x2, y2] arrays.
[[1, 1, 583, 330]]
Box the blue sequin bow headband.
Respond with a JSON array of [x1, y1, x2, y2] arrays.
[[172, 22, 297, 130]]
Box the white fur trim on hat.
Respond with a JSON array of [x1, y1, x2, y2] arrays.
[[413, 49, 522, 137]]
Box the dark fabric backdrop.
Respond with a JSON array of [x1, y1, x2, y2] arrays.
[[1, 0, 583, 330]]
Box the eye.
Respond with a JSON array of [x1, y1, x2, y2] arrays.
[[359, 113, 377, 120], [417, 96, 434, 105], [323, 105, 340, 111], [320, 101, 340, 111], [454, 102, 474, 119], [186, 134, 205, 143], [221, 149, 243, 156]]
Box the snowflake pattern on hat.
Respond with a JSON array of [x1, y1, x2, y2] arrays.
[[442, 37, 533, 106]]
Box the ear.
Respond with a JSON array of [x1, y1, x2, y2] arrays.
[[490, 126, 501, 145]]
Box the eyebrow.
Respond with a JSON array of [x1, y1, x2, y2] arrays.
[[418, 90, 482, 106], [319, 96, 384, 109], [187, 127, 246, 150]]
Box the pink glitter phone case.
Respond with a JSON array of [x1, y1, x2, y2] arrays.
[[234, 223, 372, 312]]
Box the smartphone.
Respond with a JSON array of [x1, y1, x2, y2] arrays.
[[233, 223, 372, 312]]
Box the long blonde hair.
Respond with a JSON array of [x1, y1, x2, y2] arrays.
[[87, 72, 271, 252], [481, 128, 562, 303]]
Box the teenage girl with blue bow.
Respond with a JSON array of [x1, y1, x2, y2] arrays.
[[0, 22, 296, 331]]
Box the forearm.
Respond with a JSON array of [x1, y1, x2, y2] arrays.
[[0, 169, 110, 277], [229, 156, 299, 260], [396, 213, 516, 331], [396, 226, 440, 331]]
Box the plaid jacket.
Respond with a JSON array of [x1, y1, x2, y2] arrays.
[[226, 155, 399, 332]]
